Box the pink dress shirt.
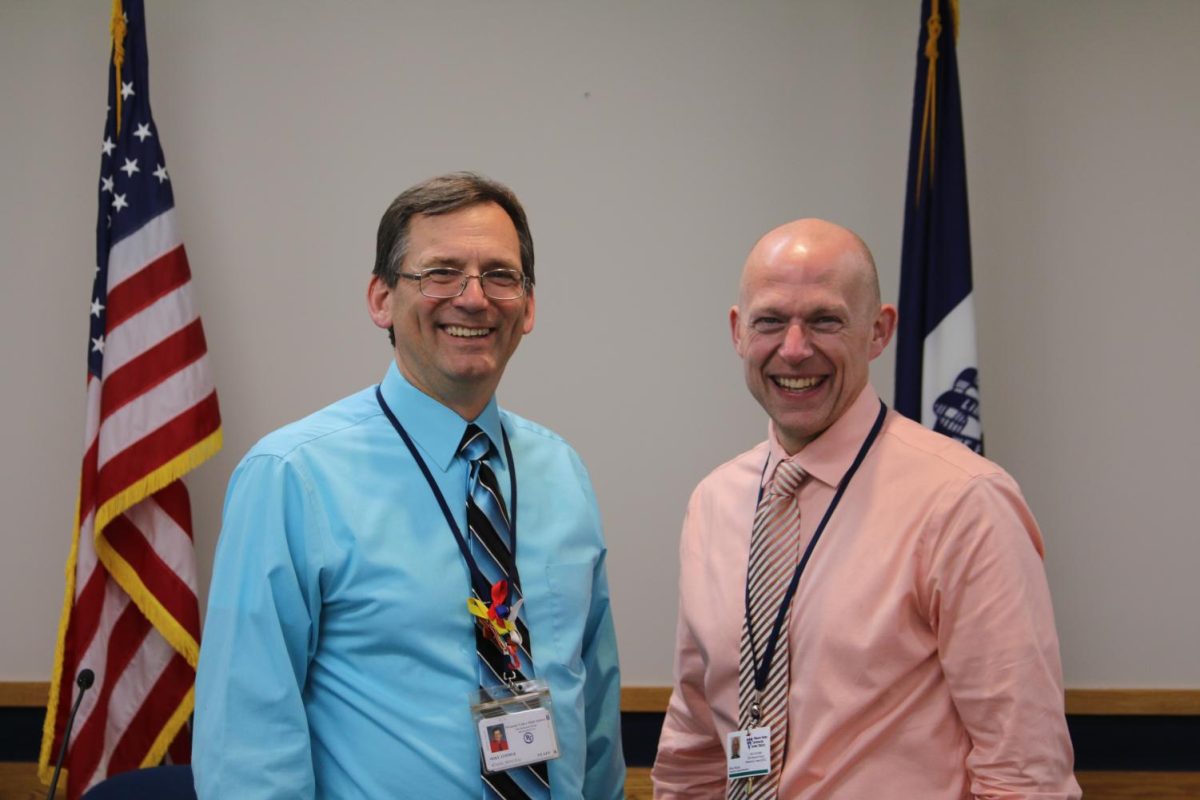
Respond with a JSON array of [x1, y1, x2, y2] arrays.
[[653, 385, 1080, 799]]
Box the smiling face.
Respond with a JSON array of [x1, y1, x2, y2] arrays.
[[368, 202, 535, 419], [731, 219, 895, 454]]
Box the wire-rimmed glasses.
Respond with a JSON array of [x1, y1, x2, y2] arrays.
[[399, 267, 530, 300]]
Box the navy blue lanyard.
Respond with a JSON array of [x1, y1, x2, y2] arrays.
[[744, 400, 888, 695], [374, 386, 520, 601]]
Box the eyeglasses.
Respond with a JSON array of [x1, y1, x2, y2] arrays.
[[399, 267, 530, 300]]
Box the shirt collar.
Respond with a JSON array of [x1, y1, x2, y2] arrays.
[[379, 360, 504, 473], [766, 383, 883, 489]]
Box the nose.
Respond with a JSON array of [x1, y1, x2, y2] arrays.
[[453, 274, 490, 309], [778, 323, 811, 361]]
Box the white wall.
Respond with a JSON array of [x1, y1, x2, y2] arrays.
[[2, 1, 1197, 687]]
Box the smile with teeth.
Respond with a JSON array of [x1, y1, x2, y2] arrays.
[[773, 375, 822, 391], [443, 325, 491, 338]]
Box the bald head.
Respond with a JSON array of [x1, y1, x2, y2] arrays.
[[739, 218, 880, 314], [731, 217, 896, 453]]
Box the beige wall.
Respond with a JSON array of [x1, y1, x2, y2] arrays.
[[1, 1, 1197, 686]]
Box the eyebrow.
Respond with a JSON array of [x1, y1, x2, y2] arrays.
[[418, 255, 520, 272]]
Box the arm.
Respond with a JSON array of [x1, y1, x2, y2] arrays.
[[923, 474, 1081, 800], [579, 548, 627, 800], [652, 489, 728, 799], [193, 454, 325, 800]]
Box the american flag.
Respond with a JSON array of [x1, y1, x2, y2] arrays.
[[38, 1, 222, 796]]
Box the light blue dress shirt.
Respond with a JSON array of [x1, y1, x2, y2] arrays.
[[194, 363, 624, 799]]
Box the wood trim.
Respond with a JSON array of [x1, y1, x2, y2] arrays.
[[620, 686, 673, 712], [1065, 689, 1200, 716], [1075, 771, 1200, 797], [0, 683, 49, 708], [7, 682, 1200, 715], [0, 762, 47, 799], [620, 686, 1200, 716], [630, 768, 1200, 800], [2, 763, 1198, 800]]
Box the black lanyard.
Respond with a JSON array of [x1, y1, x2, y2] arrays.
[[374, 386, 520, 602], [744, 400, 888, 697]]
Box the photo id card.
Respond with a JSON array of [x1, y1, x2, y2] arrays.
[[477, 706, 559, 773], [727, 727, 772, 780], [469, 679, 560, 774]]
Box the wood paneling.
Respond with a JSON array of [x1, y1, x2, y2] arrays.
[[620, 686, 1200, 715], [0, 762, 46, 800], [622, 767, 1200, 799], [1066, 689, 1200, 716], [0, 684, 47, 709], [3, 762, 1199, 799], [1076, 771, 1200, 798], [6, 684, 1200, 798], [626, 767, 654, 800], [620, 686, 672, 713]]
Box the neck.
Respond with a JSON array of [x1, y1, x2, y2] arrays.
[[394, 357, 494, 421]]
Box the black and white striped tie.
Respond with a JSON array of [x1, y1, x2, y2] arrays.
[[459, 424, 550, 800]]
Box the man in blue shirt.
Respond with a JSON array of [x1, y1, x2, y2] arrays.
[[194, 173, 625, 798]]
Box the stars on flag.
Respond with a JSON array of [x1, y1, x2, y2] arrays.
[[133, 122, 153, 142], [90, 298, 105, 317], [102, 137, 116, 157], [101, 175, 114, 193], [91, 335, 106, 354], [120, 158, 140, 177], [112, 193, 128, 212], [153, 164, 169, 183], [121, 81, 135, 100]]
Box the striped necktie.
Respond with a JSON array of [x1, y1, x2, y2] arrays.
[[728, 459, 806, 800], [459, 424, 550, 800]]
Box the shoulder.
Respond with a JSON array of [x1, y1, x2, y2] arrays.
[[242, 385, 382, 465], [878, 410, 1014, 490], [500, 408, 575, 451], [878, 412, 1043, 557], [498, 408, 592, 475], [498, 407, 596, 490], [689, 441, 769, 508]]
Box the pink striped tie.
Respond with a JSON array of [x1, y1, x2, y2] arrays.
[[728, 459, 805, 800]]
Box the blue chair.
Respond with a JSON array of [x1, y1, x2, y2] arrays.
[[80, 765, 196, 799]]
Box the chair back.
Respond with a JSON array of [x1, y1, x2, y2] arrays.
[[80, 764, 196, 799]]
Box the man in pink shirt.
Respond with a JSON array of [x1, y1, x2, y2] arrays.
[[652, 219, 1080, 799]]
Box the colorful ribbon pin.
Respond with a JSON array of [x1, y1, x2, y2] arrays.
[[467, 579, 525, 670]]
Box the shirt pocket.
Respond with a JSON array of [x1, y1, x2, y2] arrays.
[[542, 561, 595, 666]]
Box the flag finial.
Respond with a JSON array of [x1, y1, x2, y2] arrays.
[[110, 0, 126, 134]]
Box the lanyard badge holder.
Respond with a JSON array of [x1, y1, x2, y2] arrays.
[[470, 679, 560, 773], [727, 400, 888, 787], [467, 580, 560, 772], [375, 387, 560, 774]]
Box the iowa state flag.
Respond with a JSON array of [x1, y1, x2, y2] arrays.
[[894, 0, 983, 454]]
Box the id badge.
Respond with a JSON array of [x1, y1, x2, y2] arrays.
[[727, 727, 771, 780], [469, 679, 560, 773]]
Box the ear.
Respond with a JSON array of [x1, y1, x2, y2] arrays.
[[868, 303, 898, 360], [521, 285, 536, 335], [366, 275, 394, 329], [729, 305, 745, 356]]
